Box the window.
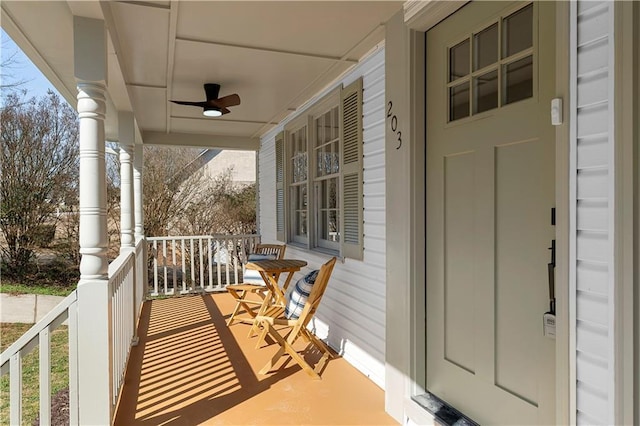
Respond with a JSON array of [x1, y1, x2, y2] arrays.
[[448, 3, 534, 122], [275, 79, 363, 260]]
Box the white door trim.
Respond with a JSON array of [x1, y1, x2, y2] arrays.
[[613, 1, 638, 424]]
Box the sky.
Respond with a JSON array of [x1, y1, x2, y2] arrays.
[[1, 28, 62, 101]]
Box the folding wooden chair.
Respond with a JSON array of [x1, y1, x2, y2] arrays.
[[226, 243, 286, 326], [256, 257, 337, 380]]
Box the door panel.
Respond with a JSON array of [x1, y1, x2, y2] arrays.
[[426, 2, 556, 424]]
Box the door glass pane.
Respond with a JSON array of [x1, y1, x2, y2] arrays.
[[450, 82, 470, 121], [503, 4, 533, 58], [504, 56, 533, 104], [449, 39, 470, 82], [474, 70, 498, 113], [474, 23, 498, 70]]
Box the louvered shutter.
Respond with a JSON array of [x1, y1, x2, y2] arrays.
[[340, 78, 363, 260], [275, 131, 286, 242]]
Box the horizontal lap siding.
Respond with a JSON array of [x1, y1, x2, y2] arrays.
[[258, 49, 387, 388], [572, 2, 614, 424]]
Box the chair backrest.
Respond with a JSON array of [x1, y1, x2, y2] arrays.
[[298, 257, 337, 326], [254, 243, 286, 259]]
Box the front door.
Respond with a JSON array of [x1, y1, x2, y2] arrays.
[[426, 2, 556, 424]]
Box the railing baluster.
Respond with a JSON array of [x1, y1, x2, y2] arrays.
[[172, 238, 177, 293], [233, 238, 239, 284], [224, 239, 233, 285], [207, 237, 213, 291], [190, 238, 195, 291], [162, 239, 168, 295], [10, 353, 22, 425], [181, 239, 187, 294], [39, 327, 52, 425], [215, 238, 221, 288], [153, 240, 159, 296], [198, 238, 204, 291]]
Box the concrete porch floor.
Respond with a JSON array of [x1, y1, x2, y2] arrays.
[[114, 292, 397, 425]]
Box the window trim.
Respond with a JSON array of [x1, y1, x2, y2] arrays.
[[278, 82, 363, 259]]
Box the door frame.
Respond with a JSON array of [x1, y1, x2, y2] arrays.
[[402, 1, 571, 424]]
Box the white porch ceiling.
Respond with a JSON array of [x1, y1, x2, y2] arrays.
[[1, 1, 402, 149]]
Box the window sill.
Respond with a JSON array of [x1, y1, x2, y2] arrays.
[[287, 242, 344, 263]]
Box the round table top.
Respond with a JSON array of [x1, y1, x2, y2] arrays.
[[245, 259, 307, 272]]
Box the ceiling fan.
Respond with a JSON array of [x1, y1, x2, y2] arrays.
[[170, 83, 241, 117]]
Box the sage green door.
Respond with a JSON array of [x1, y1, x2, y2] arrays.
[[426, 2, 556, 424]]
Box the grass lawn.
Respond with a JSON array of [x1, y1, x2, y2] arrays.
[[0, 323, 69, 426], [0, 281, 75, 297]]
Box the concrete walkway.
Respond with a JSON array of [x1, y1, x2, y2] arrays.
[[0, 293, 65, 324]]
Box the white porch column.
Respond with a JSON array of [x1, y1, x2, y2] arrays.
[[74, 16, 113, 425], [133, 136, 147, 325], [118, 111, 135, 251], [133, 141, 144, 239]]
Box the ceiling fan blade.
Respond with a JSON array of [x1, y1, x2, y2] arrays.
[[170, 100, 207, 107], [220, 107, 232, 115], [213, 94, 241, 108]]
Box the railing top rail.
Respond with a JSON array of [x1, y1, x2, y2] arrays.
[[108, 250, 135, 278], [0, 290, 78, 372], [146, 234, 260, 241]]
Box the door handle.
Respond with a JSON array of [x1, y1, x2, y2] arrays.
[[547, 239, 556, 315]]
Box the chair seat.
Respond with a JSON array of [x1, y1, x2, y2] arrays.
[[226, 283, 265, 292]]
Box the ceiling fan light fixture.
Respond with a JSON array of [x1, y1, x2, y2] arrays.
[[203, 107, 222, 117]]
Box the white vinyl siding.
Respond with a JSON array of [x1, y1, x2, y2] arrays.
[[571, 2, 616, 424], [258, 48, 387, 387]]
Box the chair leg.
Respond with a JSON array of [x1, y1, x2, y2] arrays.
[[226, 288, 245, 326], [258, 323, 321, 380], [227, 289, 262, 326]]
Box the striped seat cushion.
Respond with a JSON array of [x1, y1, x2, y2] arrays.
[[284, 270, 319, 320], [243, 253, 277, 285]]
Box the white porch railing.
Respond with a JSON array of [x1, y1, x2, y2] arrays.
[[0, 290, 80, 425], [108, 248, 136, 406], [0, 234, 256, 424], [0, 237, 147, 425], [148, 234, 261, 296]]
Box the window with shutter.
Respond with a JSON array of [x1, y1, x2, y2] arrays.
[[275, 79, 363, 260], [339, 78, 364, 260]]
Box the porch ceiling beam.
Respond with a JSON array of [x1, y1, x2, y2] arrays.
[[115, 1, 171, 11], [175, 36, 359, 64], [165, 1, 179, 134], [142, 131, 259, 151]]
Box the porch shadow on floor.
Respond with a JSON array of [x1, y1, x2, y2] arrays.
[[114, 293, 396, 425]]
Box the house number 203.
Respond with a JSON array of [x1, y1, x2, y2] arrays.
[[386, 101, 402, 150]]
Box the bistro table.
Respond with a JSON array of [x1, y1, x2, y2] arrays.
[[244, 258, 307, 336]]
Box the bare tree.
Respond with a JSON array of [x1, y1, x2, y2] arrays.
[[173, 167, 256, 236], [142, 147, 256, 238], [1, 37, 29, 91], [142, 146, 202, 237], [0, 91, 78, 274]]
